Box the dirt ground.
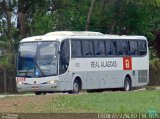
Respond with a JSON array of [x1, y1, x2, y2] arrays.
[[0, 95, 54, 113]]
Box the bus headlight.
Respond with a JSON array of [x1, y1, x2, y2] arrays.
[[48, 80, 58, 84], [18, 82, 24, 85]]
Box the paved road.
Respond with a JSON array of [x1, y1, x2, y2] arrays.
[[0, 94, 35, 99]]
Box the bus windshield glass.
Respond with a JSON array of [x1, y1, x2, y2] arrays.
[[17, 41, 59, 77]]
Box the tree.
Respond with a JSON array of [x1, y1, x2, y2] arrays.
[[17, 0, 32, 39], [85, 0, 96, 31], [0, 0, 17, 93]]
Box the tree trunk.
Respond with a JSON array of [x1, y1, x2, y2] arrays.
[[6, 11, 13, 54], [17, 0, 28, 39], [110, 21, 116, 34], [18, 12, 26, 39], [4, 68, 7, 93], [85, 0, 96, 31]]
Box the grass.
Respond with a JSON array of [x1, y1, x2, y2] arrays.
[[0, 90, 160, 113], [46, 90, 160, 113]]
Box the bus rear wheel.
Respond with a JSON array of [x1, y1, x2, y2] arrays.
[[68, 79, 80, 94], [35, 92, 41, 95], [35, 92, 46, 95], [123, 77, 131, 91]]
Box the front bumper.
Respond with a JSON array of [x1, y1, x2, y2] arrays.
[[17, 83, 60, 93]]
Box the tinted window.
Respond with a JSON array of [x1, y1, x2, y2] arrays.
[[94, 40, 105, 56], [105, 40, 117, 55], [138, 40, 147, 55], [117, 41, 128, 55], [129, 40, 139, 55], [59, 40, 70, 74], [82, 40, 94, 56], [71, 40, 82, 57], [61, 40, 70, 62]]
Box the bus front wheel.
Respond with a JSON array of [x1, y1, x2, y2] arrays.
[[123, 77, 132, 91], [68, 79, 80, 94]]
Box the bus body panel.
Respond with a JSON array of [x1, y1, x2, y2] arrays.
[[68, 54, 149, 90]]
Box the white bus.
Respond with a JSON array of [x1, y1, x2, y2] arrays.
[[16, 31, 149, 95]]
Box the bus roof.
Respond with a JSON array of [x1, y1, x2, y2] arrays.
[[45, 31, 104, 36], [20, 31, 147, 43]]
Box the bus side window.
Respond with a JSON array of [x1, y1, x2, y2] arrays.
[[71, 40, 82, 57], [106, 40, 117, 55], [109, 41, 117, 55], [138, 40, 147, 56], [82, 40, 94, 56], [129, 40, 139, 55], [123, 41, 129, 55], [117, 41, 122, 55], [105, 40, 111, 55], [117, 41, 128, 55], [94, 40, 105, 56], [59, 40, 70, 74]]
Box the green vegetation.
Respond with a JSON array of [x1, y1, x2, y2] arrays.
[[0, 90, 159, 113], [45, 91, 160, 113], [0, 0, 159, 60]]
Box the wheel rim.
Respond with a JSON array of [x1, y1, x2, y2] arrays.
[[73, 82, 79, 93]]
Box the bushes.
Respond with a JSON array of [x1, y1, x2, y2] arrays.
[[0, 53, 17, 93], [0, 67, 17, 93], [149, 58, 160, 86]]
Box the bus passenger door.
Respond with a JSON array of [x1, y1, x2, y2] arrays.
[[58, 39, 72, 91]]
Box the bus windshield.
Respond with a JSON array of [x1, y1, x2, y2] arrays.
[[17, 41, 59, 77]]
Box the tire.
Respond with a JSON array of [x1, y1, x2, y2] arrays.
[[68, 80, 80, 94], [35, 92, 41, 95], [123, 77, 132, 91]]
